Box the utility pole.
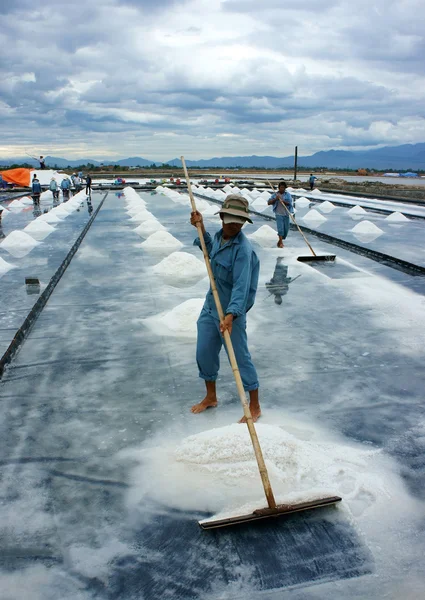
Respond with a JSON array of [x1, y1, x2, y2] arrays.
[[294, 146, 298, 181]]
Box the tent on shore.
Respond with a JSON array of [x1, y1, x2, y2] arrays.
[[0, 168, 70, 187]]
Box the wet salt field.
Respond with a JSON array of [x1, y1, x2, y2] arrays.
[[0, 187, 424, 599]]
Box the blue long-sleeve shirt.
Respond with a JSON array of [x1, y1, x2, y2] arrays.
[[194, 229, 259, 318], [269, 191, 293, 214], [32, 180, 41, 193]]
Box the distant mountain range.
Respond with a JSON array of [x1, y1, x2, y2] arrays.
[[1, 143, 424, 170]]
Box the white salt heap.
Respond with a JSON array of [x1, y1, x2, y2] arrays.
[[144, 298, 204, 338], [251, 197, 269, 212], [248, 225, 277, 247], [0, 256, 16, 277], [386, 211, 409, 223], [140, 231, 183, 254], [317, 200, 335, 213], [350, 220, 384, 243], [23, 220, 55, 241], [129, 210, 154, 223], [19, 196, 34, 206], [152, 252, 206, 287], [37, 212, 62, 224], [351, 221, 384, 235], [202, 205, 220, 218], [0, 230, 40, 258], [348, 205, 367, 216], [125, 420, 397, 521], [134, 219, 165, 238], [295, 196, 310, 208], [301, 209, 327, 224]]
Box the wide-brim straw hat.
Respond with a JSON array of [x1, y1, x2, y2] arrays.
[[215, 194, 253, 224]]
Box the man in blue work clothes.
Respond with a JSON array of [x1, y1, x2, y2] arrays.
[[190, 195, 261, 422], [31, 175, 42, 205], [268, 181, 293, 248], [309, 173, 317, 190]]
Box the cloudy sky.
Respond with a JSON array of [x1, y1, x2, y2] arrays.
[[1, 0, 424, 161]]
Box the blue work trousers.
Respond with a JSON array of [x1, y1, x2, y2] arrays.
[[276, 214, 290, 239], [196, 308, 259, 391]]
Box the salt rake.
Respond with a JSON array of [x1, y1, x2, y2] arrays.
[[182, 157, 341, 530], [266, 180, 336, 263]]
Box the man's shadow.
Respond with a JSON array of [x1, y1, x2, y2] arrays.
[[265, 257, 301, 304]]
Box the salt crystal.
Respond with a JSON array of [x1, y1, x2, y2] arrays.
[[24, 220, 55, 241], [145, 298, 204, 338], [348, 205, 367, 216], [301, 209, 327, 223], [0, 256, 16, 277], [248, 225, 277, 247], [351, 221, 383, 235], [134, 219, 166, 238], [140, 231, 183, 253], [295, 197, 311, 208], [37, 212, 63, 224], [385, 211, 409, 223], [0, 230, 40, 258], [317, 200, 335, 213], [152, 252, 206, 287]]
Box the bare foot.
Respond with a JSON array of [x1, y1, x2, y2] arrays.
[[191, 396, 218, 414], [239, 405, 262, 423]]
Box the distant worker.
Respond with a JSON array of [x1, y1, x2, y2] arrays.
[[309, 173, 317, 191], [49, 177, 59, 200], [71, 173, 81, 192], [32, 175, 42, 204], [61, 177, 71, 201], [85, 174, 92, 195], [78, 170, 84, 180], [39, 156, 46, 170], [267, 181, 293, 248]]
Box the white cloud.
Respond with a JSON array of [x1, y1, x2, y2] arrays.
[[0, 0, 424, 160]]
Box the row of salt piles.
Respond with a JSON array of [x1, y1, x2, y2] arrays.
[[0, 194, 83, 260]]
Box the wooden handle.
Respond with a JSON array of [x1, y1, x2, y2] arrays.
[[267, 180, 317, 257], [181, 157, 276, 510]]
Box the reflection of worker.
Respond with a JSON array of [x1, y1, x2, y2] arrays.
[[87, 197, 93, 215], [266, 257, 299, 305], [190, 195, 261, 422]]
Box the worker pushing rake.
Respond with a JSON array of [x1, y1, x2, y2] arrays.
[[181, 157, 341, 529], [267, 179, 336, 263]]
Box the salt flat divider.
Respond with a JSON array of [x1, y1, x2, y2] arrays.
[[0, 192, 109, 380]]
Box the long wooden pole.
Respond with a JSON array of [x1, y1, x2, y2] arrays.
[[267, 179, 317, 257], [181, 156, 277, 510], [294, 146, 298, 181]]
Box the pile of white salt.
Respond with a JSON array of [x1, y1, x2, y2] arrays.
[[23, 220, 55, 241], [134, 219, 166, 238], [140, 231, 183, 254], [0, 230, 41, 258], [248, 225, 277, 247], [152, 252, 206, 287]]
